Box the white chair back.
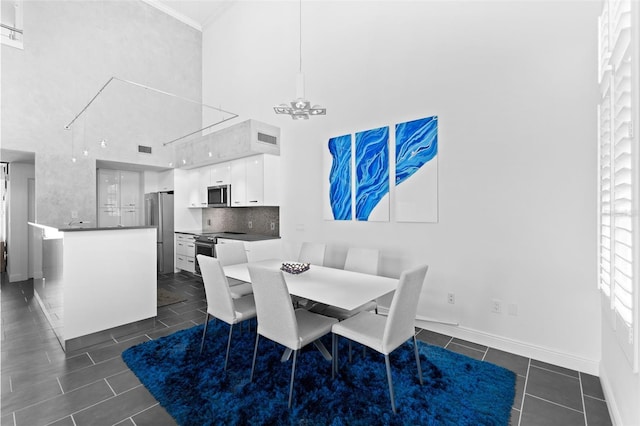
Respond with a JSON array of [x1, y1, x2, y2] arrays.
[[298, 242, 325, 266], [248, 265, 300, 349], [344, 247, 379, 275], [216, 242, 248, 266], [381, 264, 428, 353], [197, 254, 237, 324]]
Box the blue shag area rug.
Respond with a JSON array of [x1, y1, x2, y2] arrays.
[[122, 322, 516, 425]]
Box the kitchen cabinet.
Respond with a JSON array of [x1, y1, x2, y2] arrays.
[[97, 169, 142, 227], [230, 159, 247, 206], [230, 154, 280, 207], [187, 169, 207, 208], [186, 154, 279, 208], [175, 233, 196, 273], [157, 170, 174, 191], [210, 163, 231, 185]]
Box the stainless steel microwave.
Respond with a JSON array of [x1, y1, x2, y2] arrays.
[[207, 185, 231, 207]]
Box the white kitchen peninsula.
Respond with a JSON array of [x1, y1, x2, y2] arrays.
[[28, 222, 157, 352]]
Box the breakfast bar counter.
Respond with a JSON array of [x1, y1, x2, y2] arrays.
[[28, 222, 157, 352]]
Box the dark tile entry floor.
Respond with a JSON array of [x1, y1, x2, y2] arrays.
[[1, 273, 612, 426]]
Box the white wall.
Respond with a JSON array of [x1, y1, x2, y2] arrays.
[[7, 163, 35, 281], [1, 0, 201, 226], [203, 0, 601, 372]]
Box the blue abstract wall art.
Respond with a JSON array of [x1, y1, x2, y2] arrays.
[[325, 115, 438, 223], [355, 126, 390, 221], [395, 116, 438, 222], [327, 134, 352, 220], [396, 116, 437, 185]]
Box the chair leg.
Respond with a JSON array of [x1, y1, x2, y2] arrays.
[[199, 312, 210, 355], [223, 324, 234, 371], [413, 335, 423, 385], [288, 349, 298, 409], [384, 355, 397, 414], [332, 334, 338, 379], [250, 334, 260, 382]]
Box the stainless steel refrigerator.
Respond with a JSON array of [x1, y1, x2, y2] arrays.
[[144, 192, 174, 274]]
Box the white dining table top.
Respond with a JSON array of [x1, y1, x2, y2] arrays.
[[223, 259, 398, 311]]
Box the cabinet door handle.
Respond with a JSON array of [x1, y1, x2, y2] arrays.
[[249, 200, 258, 203]]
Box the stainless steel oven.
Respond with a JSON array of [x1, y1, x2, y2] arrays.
[[194, 235, 217, 275]]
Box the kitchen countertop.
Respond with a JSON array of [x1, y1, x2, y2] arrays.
[[29, 222, 155, 232], [175, 230, 280, 242]]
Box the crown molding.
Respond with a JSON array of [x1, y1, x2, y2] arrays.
[[140, 0, 203, 32]]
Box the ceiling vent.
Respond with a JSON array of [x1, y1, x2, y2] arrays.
[[257, 132, 277, 145], [138, 145, 152, 154]]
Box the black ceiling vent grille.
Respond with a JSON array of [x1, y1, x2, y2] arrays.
[[257, 132, 278, 145], [138, 145, 152, 154]]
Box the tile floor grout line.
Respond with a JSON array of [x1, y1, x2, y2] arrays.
[[87, 352, 96, 365], [56, 377, 64, 394], [12, 411, 16, 426], [116, 402, 160, 426], [104, 377, 117, 396], [579, 372, 588, 425], [584, 393, 607, 403], [9, 376, 13, 393], [529, 363, 581, 381], [12, 367, 128, 414], [45, 351, 52, 364], [517, 358, 531, 426], [525, 392, 585, 414]]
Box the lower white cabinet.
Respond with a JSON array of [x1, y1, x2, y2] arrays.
[[175, 234, 196, 273]]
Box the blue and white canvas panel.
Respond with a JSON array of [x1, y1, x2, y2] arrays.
[[395, 116, 438, 222], [323, 134, 352, 220], [355, 126, 390, 222]]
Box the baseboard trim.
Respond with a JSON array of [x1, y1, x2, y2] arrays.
[[598, 368, 622, 426], [414, 317, 599, 375]]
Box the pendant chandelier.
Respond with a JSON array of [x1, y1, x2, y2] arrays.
[[273, 0, 326, 120]]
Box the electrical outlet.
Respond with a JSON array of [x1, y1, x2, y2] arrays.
[[270, 222, 275, 231], [491, 299, 502, 314], [447, 293, 455, 304], [207, 219, 211, 226], [248, 221, 252, 229]]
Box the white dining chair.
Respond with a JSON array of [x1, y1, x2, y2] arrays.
[[248, 264, 338, 409], [297, 242, 326, 266], [331, 264, 429, 413], [214, 242, 253, 299], [197, 255, 257, 371], [292, 242, 326, 307], [311, 247, 380, 320]]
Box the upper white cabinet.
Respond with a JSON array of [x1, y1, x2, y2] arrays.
[[210, 163, 231, 185], [157, 170, 174, 192], [187, 169, 206, 208], [97, 169, 142, 227], [231, 154, 280, 207], [185, 154, 279, 208], [230, 159, 247, 206]]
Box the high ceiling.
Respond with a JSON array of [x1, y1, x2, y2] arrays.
[[145, 0, 238, 31]]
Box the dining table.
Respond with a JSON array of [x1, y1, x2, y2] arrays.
[[223, 259, 399, 312], [224, 259, 399, 362]]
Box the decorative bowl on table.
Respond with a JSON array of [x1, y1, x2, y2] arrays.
[[281, 262, 311, 274]]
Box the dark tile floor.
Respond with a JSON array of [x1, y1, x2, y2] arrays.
[[1, 272, 612, 426]]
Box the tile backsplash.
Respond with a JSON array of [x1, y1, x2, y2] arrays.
[[202, 206, 279, 236]]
